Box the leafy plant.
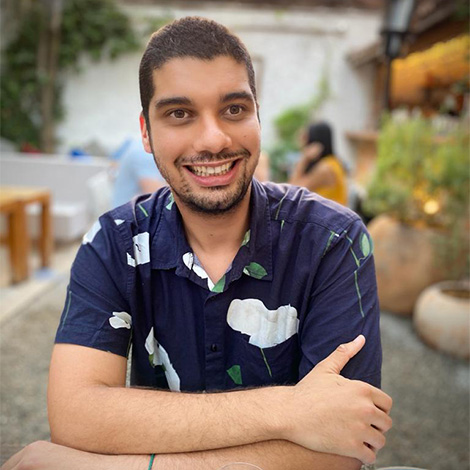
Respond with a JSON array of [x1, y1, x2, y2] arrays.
[[0, 0, 150, 150], [364, 115, 470, 279]]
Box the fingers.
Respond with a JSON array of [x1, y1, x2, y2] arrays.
[[360, 443, 379, 465], [371, 409, 393, 433], [359, 425, 389, 465], [315, 335, 366, 374], [364, 426, 386, 451], [371, 387, 393, 414]]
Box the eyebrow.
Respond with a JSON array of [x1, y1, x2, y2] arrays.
[[221, 91, 254, 104], [154, 91, 254, 111], [154, 97, 192, 110]]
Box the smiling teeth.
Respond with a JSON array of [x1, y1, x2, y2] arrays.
[[190, 162, 232, 177]]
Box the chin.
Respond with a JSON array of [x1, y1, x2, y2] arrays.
[[179, 180, 251, 216]]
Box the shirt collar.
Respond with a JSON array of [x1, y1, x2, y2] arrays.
[[150, 180, 273, 282]]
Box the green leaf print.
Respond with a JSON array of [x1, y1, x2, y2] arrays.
[[227, 365, 243, 385], [166, 193, 175, 210], [260, 348, 272, 377], [138, 203, 149, 217], [360, 232, 371, 258], [243, 262, 267, 279], [322, 230, 338, 257], [211, 275, 226, 293], [149, 353, 155, 367], [354, 270, 365, 317], [241, 230, 251, 247]]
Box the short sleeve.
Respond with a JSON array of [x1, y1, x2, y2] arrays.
[[55, 216, 133, 357], [299, 218, 382, 388]]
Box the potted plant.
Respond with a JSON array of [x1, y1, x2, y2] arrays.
[[363, 114, 469, 315]]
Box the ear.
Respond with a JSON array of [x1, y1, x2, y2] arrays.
[[140, 113, 152, 154]]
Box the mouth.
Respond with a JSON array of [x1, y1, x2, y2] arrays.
[[186, 160, 237, 177], [181, 156, 244, 188]]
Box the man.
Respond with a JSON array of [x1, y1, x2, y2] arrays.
[[4, 17, 391, 470]]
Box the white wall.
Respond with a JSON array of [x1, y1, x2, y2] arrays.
[[56, 4, 381, 167]]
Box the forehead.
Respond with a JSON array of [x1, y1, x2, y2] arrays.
[[151, 56, 253, 103]]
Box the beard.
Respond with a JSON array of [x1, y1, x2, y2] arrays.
[[151, 145, 256, 216]]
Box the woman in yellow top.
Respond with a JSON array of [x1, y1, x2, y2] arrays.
[[289, 122, 348, 206]]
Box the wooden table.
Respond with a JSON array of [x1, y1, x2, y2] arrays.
[[0, 186, 53, 283]]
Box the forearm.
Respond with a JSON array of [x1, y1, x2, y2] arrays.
[[2, 440, 362, 470], [156, 440, 362, 470], [50, 384, 287, 455]]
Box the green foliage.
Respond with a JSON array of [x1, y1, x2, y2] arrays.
[[364, 115, 470, 278], [60, 0, 140, 67], [1, 4, 45, 147], [1, 0, 140, 149], [269, 70, 331, 181], [144, 14, 174, 37]]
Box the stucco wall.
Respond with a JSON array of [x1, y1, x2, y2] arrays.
[[56, 3, 381, 168]]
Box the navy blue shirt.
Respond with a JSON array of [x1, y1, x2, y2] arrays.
[[55, 179, 381, 392]]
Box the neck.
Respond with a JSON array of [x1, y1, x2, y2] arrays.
[[176, 186, 252, 255]]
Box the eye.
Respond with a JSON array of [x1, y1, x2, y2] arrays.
[[169, 109, 189, 119], [227, 105, 243, 116]]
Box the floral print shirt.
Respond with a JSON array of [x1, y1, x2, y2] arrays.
[[55, 179, 381, 392]]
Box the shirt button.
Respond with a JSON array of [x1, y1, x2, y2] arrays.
[[210, 343, 218, 352]]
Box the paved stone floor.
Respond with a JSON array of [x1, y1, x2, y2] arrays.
[[0, 277, 469, 468]]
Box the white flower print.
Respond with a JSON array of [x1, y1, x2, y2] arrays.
[[132, 232, 150, 265], [182, 252, 215, 290], [109, 311, 132, 329], [127, 253, 136, 267], [145, 327, 181, 392], [82, 220, 101, 245], [227, 299, 299, 349]]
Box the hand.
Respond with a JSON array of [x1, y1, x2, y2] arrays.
[[282, 335, 393, 465], [302, 142, 323, 163], [1, 441, 145, 470]]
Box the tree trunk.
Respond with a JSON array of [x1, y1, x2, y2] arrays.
[[38, 0, 62, 154]]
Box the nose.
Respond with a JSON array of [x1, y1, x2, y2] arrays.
[[193, 115, 232, 155]]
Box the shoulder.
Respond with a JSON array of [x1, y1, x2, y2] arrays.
[[102, 186, 172, 238], [260, 181, 359, 234]]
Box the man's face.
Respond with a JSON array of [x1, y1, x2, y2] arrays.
[[140, 56, 261, 215]]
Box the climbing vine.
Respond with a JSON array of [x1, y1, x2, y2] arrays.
[[0, 0, 143, 150]]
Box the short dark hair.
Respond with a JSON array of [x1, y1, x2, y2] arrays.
[[139, 16, 257, 124]]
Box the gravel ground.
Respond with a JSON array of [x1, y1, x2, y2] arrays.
[[1, 278, 469, 469]]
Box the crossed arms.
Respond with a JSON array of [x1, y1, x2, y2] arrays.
[[27, 335, 391, 470]]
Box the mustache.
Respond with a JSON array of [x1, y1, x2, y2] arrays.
[[177, 149, 250, 166]]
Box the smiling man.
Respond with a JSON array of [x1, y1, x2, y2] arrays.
[[4, 17, 392, 470]]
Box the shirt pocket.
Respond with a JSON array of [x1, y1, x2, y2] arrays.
[[227, 333, 300, 388]]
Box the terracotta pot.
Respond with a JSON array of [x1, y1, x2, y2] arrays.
[[414, 280, 470, 360], [368, 215, 445, 315]]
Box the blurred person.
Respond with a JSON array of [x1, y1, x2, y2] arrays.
[[289, 121, 348, 205], [4, 17, 391, 470], [111, 137, 166, 207], [253, 149, 271, 181]]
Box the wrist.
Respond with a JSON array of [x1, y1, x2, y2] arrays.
[[263, 385, 295, 441], [107, 454, 150, 470]]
